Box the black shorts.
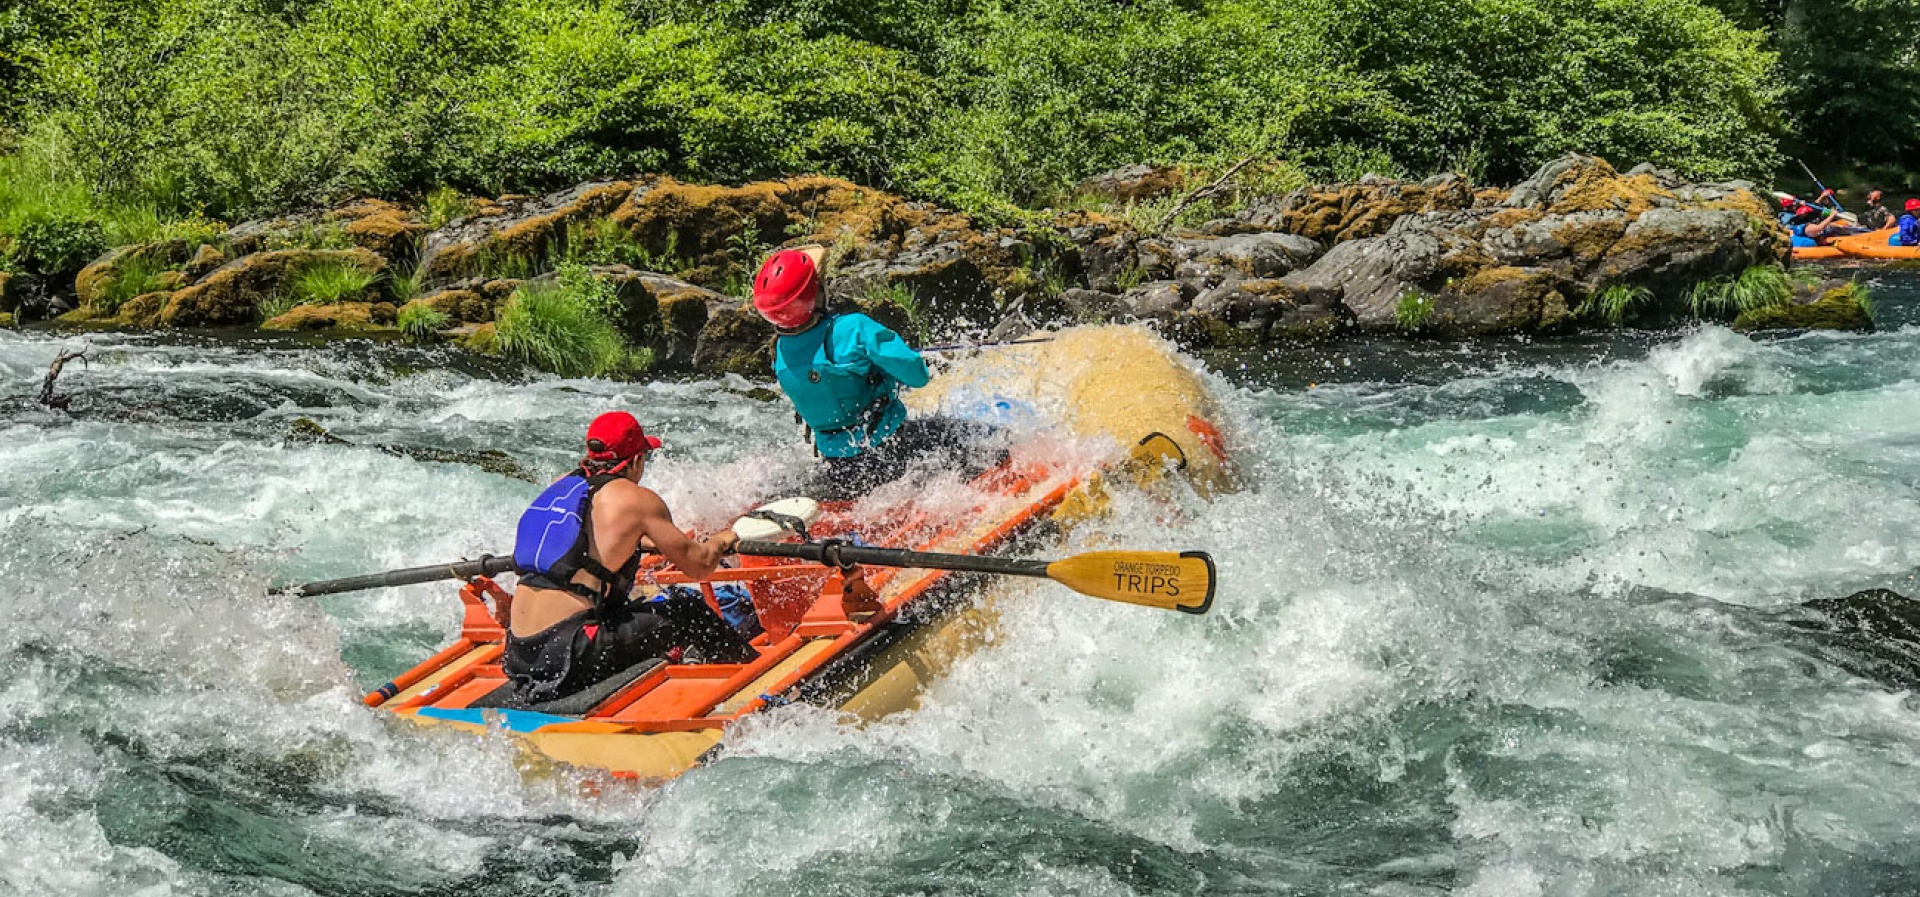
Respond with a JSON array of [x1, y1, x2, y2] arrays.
[[503, 589, 757, 702]]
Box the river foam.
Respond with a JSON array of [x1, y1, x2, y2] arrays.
[[6, 276, 1920, 895]]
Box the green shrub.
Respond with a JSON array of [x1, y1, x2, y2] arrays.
[[1689, 264, 1791, 318], [1393, 289, 1434, 331], [0, 0, 1786, 224], [291, 261, 378, 304], [95, 255, 166, 312], [493, 266, 637, 378], [5, 213, 105, 276], [398, 302, 452, 340], [424, 186, 478, 230]]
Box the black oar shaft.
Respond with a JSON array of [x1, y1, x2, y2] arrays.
[[277, 555, 515, 597], [736, 540, 1051, 577]]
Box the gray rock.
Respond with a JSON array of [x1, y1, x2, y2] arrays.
[[1119, 281, 1191, 319], [1080, 233, 1138, 293], [1060, 288, 1125, 323], [1284, 230, 1453, 328], [1169, 232, 1323, 286], [1075, 164, 1185, 203]]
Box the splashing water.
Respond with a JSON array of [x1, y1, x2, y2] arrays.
[[5, 270, 1920, 896]]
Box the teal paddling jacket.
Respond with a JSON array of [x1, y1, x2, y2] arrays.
[[773, 312, 929, 458]]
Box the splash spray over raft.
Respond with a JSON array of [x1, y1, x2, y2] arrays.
[[324, 325, 1235, 780]]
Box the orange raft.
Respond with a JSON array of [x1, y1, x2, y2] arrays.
[[1828, 228, 1920, 260], [365, 326, 1234, 780], [1791, 244, 1846, 261]]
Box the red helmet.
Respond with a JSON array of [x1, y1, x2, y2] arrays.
[[752, 249, 821, 329], [1779, 196, 1795, 209], [1907, 198, 1920, 213]]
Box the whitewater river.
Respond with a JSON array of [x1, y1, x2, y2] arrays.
[[5, 269, 1920, 896]]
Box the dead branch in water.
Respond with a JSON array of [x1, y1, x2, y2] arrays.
[[39, 345, 89, 410], [1154, 156, 1258, 233]]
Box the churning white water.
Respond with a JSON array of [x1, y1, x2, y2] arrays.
[[5, 270, 1920, 896]]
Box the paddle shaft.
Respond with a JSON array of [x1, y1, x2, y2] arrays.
[[272, 544, 1042, 597], [1796, 158, 1844, 212], [278, 555, 515, 597], [735, 539, 1050, 577], [919, 336, 1055, 354]]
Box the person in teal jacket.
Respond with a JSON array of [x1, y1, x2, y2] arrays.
[[751, 245, 1001, 499]]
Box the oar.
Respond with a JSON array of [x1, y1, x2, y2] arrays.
[[1796, 159, 1846, 213], [272, 544, 1216, 614], [273, 555, 515, 597], [919, 336, 1056, 354], [735, 540, 1215, 614]]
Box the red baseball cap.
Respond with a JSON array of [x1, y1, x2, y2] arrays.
[[584, 411, 661, 464]]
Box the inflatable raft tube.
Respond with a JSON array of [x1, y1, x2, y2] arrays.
[[1832, 228, 1920, 260], [371, 325, 1232, 779]]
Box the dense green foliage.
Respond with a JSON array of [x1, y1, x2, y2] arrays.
[[0, 0, 1836, 279]]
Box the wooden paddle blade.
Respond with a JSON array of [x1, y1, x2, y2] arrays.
[[1045, 551, 1215, 614]]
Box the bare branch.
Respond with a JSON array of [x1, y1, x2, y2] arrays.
[[39, 345, 90, 410], [1154, 156, 1259, 233]]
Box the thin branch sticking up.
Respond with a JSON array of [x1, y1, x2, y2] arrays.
[[39, 345, 89, 410], [1154, 156, 1259, 233]]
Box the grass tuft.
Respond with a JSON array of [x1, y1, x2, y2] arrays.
[[1689, 264, 1791, 319], [291, 260, 378, 304], [399, 302, 452, 340], [1394, 289, 1434, 332], [1576, 283, 1654, 327], [96, 255, 168, 312], [493, 264, 643, 378]]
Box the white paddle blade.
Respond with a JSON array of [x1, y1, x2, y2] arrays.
[[731, 496, 822, 541]]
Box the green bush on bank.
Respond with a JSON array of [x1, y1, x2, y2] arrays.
[[0, 0, 1785, 246], [493, 265, 647, 378]]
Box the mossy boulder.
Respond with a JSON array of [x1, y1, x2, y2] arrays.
[[418, 180, 634, 282], [1210, 173, 1484, 244], [262, 301, 400, 332], [330, 199, 428, 261], [183, 244, 227, 279], [161, 248, 385, 327], [1430, 266, 1574, 334], [413, 288, 494, 323], [462, 322, 498, 353], [1733, 288, 1874, 333], [0, 311, 14, 328], [74, 240, 194, 308], [0, 272, 13, 314]]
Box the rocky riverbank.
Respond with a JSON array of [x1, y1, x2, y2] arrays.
[[0, 154, 1872, 378]]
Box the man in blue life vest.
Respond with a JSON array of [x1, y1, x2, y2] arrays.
[[751, 245, 1003, 501], [1894, 199, 1920, 248], [503, 411, 750, 703]]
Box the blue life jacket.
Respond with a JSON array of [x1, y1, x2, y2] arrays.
[[512, 472, 637, 612], [773, 312, 928, 458], [1896, 214, 1920, 247]]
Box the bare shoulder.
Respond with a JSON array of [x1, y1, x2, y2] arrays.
[[595, 479, 669, 517]]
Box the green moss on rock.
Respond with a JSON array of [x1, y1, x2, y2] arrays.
[[1733, 289, 1873, 333]]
